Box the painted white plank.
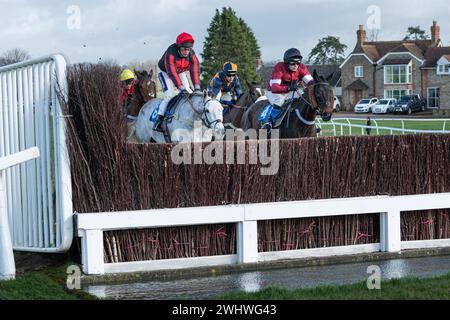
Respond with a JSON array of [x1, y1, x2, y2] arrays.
[[104, 255, 238, 274], [259, 243, 381, 262]]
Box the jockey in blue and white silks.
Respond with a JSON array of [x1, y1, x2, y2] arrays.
[[207, 62, 243, 113]]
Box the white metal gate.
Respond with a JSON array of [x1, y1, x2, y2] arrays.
[[0, 54, 73, 252]]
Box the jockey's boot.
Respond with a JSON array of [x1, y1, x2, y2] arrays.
[[153, 115, 165, 132]]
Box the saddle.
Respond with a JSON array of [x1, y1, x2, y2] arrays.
[[149, 93, 186, 143], [258, 99, 296, 129]]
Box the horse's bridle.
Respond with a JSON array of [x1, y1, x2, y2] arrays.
[[293, 82, 333, 125], [186, 95, 223, 129]]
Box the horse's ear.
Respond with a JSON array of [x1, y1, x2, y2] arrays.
[[313, 69, 319, 82], [326, 72, 334, 83], [148, 69, 154, 79], [245, 79, 251, 88]]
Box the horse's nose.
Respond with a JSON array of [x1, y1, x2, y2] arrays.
[[215, 123, 226, 139]]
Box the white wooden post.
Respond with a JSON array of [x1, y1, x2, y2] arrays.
[[0, 171, 15, 280], [380, 210, 401, 252], [0, 147, 40, 281], [81, 229, 105, 275], [237, 221, 258, 264]]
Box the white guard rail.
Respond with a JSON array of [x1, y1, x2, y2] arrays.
[[1, 148, 40, 280], [77, 192, 450, 275], [0, 55, 73, 252], [316, 118, 450, 136]]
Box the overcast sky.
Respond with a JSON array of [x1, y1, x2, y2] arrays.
[[1, 0, 449, 66]]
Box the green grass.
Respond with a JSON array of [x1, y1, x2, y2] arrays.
[[215, 272, 450, 300], [317, 119, 450, 136], [0, 264, 97, 300]]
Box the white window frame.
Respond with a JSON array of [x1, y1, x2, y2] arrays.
[[354, 66, 363, 78], [437, 63, 450, 75], [427, 87, 440, 108], [384, 62, 412, 84], [384, 89, 409, 100]]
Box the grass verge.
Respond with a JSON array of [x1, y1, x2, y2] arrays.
[[215, 272, 450, 300], [0, 264, 98, 300]]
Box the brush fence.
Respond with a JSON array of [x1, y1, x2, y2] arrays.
[[77, 192, 450, 275]]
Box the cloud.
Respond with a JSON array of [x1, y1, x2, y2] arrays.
[[0, 0, 449, 64]]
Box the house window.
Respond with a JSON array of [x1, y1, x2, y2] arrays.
[[385, 89, 408, 100], [384, 64, 412, 84], [354, 66, 363, 78], [427, 88, 440, 108], [437, 63, 450, 75]]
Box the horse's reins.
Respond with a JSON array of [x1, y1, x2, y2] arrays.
[[293, 82, 330, 126]]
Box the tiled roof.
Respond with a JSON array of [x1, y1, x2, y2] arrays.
[[422, 47, 450, 68], [382, 58, 412, 65], [352, 40, 433, 63], [345, 79, 369, 90]]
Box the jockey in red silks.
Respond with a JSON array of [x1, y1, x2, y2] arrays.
[[261, 48, 314, 129], [153, 32, 201, 132], [119, 68, 137, 107]]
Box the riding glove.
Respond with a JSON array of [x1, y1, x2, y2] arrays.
[[288, 81, 299, 92]]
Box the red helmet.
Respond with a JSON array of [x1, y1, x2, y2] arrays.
[[176, 32, 195, 48]]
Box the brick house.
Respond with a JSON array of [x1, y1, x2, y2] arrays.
[[340, 21, 450, 114]]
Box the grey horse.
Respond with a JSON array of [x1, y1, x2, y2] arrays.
[[134, 92, 226, 143]]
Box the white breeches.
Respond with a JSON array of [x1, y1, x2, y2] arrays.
[[157, 70, 193, 116]]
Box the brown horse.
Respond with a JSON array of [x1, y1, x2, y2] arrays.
[[241, 70, 334, 138], [124, 69, 157, 141], [125, 69, 157, 118], [223, 81, 262, 129]]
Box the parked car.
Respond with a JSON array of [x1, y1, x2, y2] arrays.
[[333, 96, 341, 112], [372, 98, 396, 114], [354, 98, 379, 113], [392, 95, 426, 114]]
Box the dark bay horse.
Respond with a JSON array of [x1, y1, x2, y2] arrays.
[[223, 81, 262, 129], [125, 69, 157, 119], [241, 70, 334, 138], [124, 69, 157, 140]]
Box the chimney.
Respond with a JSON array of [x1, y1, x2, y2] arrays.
[[357, 25, 366, 45], [431, 21, 440, 44]]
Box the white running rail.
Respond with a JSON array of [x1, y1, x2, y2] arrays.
[[316, 118, 450, 136], [1, 148, 40, 280], [77, 193, 450, 275], [0, 54, 73, 253]]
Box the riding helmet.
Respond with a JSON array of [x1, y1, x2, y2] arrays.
[[176, 32, 195, 48], [120, 69, 135, 82], [223, 62, 238, 76], [283, 48, 303, 64]]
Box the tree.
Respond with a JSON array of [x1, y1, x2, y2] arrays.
[[404, 26, 429, 40], [0, 48, 31, 67], [201, 7, 262, 88], [307, 36, 347, 65]]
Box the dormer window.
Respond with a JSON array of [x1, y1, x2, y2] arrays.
[[437, 63, 450, 75], [436, 56, 450, 75]]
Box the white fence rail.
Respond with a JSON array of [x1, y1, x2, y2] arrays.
[[1, 148, 40, 280], [77, 193, 450, 275], [316, 118, 450, 136], [0, 55, 73, 252]]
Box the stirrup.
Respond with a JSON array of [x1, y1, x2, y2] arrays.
[[261, 122, 272, 131]]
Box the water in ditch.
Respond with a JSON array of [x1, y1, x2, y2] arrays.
[[84, 255, 450, 300]]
